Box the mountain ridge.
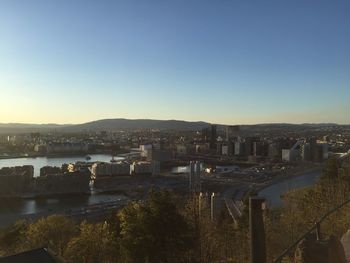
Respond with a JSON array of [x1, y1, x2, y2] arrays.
[[0, 118, 348, 133]]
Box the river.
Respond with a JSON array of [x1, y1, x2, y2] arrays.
[[173, 165, 322, 207], [0, 155, 323, 226], [0, 193, 127, 216], [0, 193, 128, 228], [259, 169, 322, 207]]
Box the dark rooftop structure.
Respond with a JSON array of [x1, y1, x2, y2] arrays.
[[0, 248, 58, 263]]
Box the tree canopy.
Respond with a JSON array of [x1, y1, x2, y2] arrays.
[[118, 190, 194, 263]]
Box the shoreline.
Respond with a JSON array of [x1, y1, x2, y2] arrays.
[[0, 152, 113, 160], [0, 188, 134, 200], [256, 165, 323, 194]]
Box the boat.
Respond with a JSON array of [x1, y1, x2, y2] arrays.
[[85, 155, 91, 161]]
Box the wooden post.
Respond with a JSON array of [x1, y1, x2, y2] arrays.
[[249, 197, 266, 263]]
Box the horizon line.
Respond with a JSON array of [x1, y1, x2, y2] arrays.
[[0, 118, 348, 127]]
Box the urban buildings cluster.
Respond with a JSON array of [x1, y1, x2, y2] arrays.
[[91, 160, 160, 178], [0, 166, 33, 195], [0, 164, 90, 196], [1, 124, 349, 165], [0, 124, 349, 198]]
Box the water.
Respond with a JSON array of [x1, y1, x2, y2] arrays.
[[0, 193, 127, 216], [0, 193, 128, 227], [0, 154, 123, 177], [171, 166, 189, 173], [259, 170, 321, 207], [171, 163, 206, 174], [0, 154, 127, 227]]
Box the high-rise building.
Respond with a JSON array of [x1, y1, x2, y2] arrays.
[[201, 125, 217, 150], [301, 143, 311, 161], [234, 141, 244, 156], [244, 138, 253, 156], [210, 125, 217, 150], [201, 127, 211, 142], [216, 142, 223, 155], [282, 140, 302, 162], [226, 125, 240, 141]]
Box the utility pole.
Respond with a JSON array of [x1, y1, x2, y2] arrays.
[[249, 196, 266, 263]]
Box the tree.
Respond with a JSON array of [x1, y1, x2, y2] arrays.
[[0, 220, 28, 256], [64, 221, 119, 263], [118, 190, 194, 263], [26, 215, 76, 255], [322, 156, 340, 181]]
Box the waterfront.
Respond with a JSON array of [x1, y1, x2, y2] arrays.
[[0, 156, 323, 227], [259, 169, 322, 207], [0, 154, 123, 177], [0, 193, 128, 227], [0, 193, 127, 216], [0, 154, 127, 228]]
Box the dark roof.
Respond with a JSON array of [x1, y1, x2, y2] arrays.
[[0, 248, 58, 263]]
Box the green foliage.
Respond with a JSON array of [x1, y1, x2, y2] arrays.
[[64, 221, 118, 263], [266, 158, 350, 261], [0, 220, 28, 256], [181, 193, 249, 263], [26, 215, 76, 255], [7, 166, 350, 263], [321, 156, 340, 182], [118, 190, 194, 263]]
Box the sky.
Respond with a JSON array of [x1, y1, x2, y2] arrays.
[[0, 0, 350, 125]]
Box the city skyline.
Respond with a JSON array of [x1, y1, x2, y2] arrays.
[[1, 0, 350, 124]]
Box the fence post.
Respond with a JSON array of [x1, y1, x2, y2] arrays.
[[315, 222, 321, 241], [249, 196, 266, 263]]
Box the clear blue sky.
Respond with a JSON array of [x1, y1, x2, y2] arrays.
[[1, 0, 350, 124]]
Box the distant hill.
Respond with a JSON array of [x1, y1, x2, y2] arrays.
[[62, 118, 211, 131], [0, 119, 348, 134], [0, 119, 212, 133]]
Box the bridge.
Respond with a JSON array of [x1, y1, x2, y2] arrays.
[[222, 186, 248, 222], [224, 198, 243, 221]]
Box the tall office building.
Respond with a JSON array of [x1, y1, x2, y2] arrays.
[[226, 125, 240, 141], [301, 143, 311, 161], [234, 141, 244, 156], [202, 125, 217, 150], [210, 125, 217, 150]]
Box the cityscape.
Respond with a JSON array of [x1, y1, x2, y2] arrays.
[[1, 1, 350, 263], [1, 121, 350, 262]]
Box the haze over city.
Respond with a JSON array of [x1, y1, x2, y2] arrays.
[[1, 0, 350, 124]]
